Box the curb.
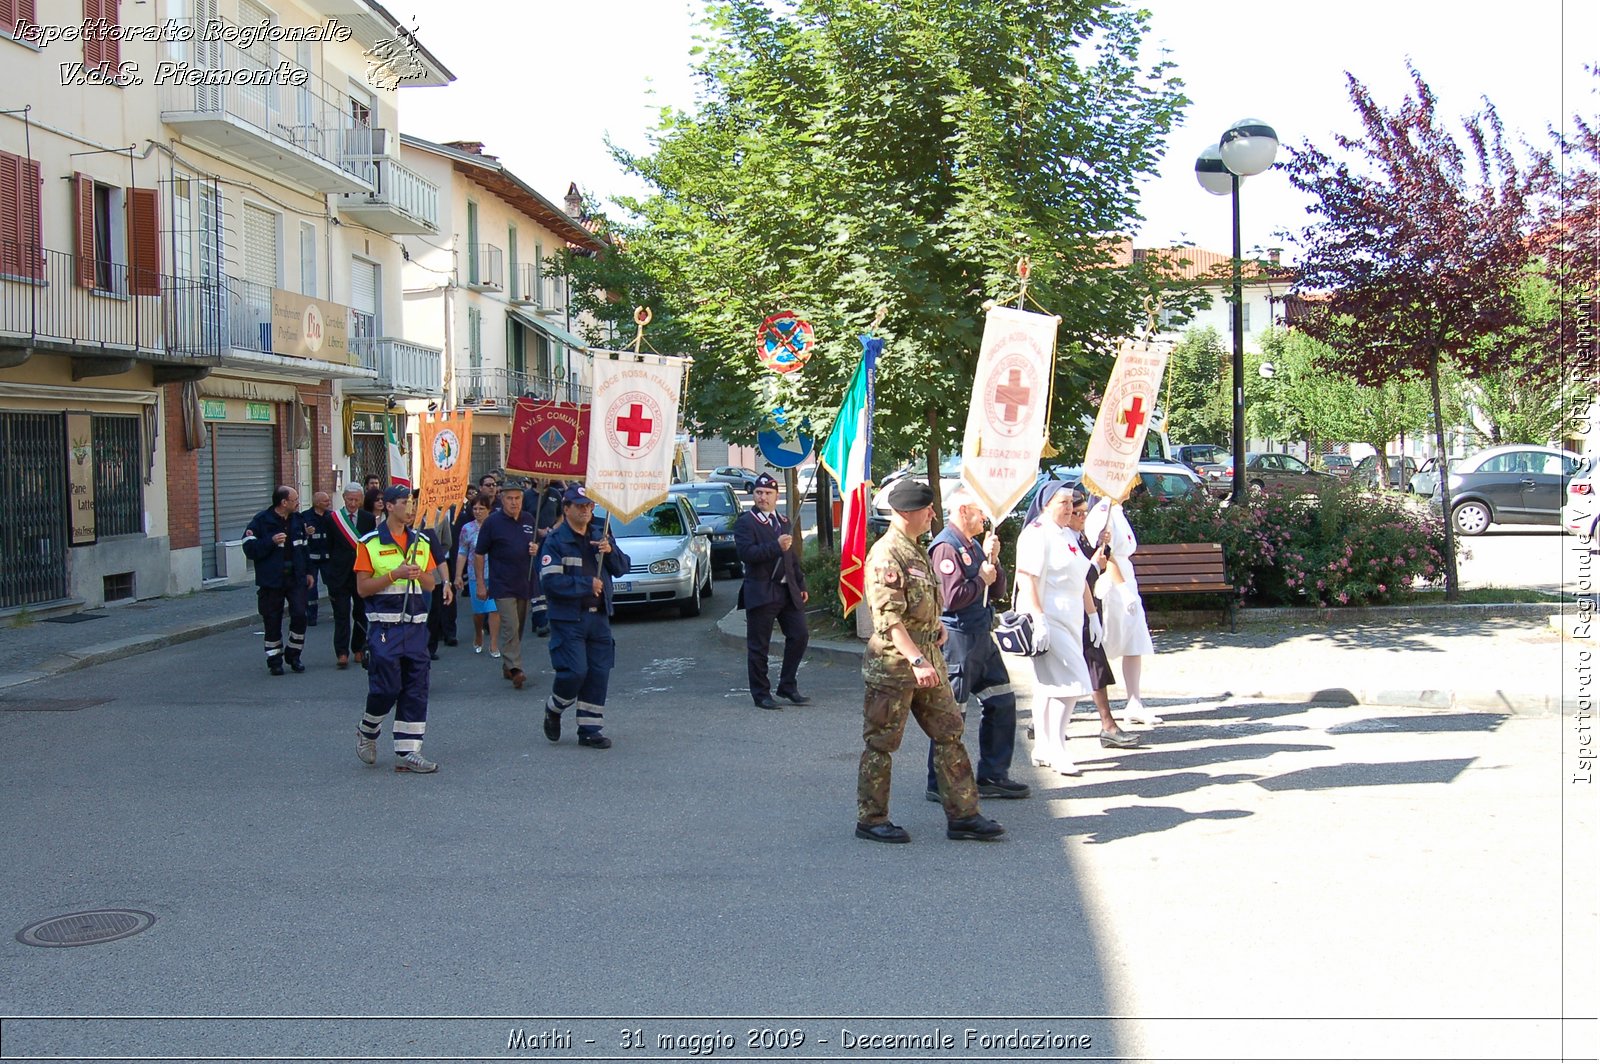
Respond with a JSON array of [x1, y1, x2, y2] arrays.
[[0, 612, 257, 692], [717, 606, 1572, 717]]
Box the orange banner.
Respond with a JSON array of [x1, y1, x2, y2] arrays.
[[416, 409, 473, 526]]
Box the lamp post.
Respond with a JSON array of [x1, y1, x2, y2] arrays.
[[1197, 119, 1279, 502]]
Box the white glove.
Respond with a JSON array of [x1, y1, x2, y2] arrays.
[[1088, 614, 1104, 647], [1029, 614, 1050, 654]]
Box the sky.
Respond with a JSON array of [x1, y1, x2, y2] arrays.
[[392, 0, 1596, 264]]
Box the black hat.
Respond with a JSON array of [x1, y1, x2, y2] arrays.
[[562, 483, 593, 505], [886, 478, 935, 511], [754, 472, 779, 491], [381, 485, 412, 504]]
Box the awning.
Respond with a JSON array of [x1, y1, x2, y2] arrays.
[[507, 307, 589, 352], [214, 349, 380, 383]]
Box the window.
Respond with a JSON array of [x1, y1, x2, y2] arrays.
[[0, 149, 43, 280], [507, 225, 518, 300], [467, 305, 482, 370], [533, 239, 543, 305], [1280, 455, 1310, 474], [299, 222, 317, 297], [2, 0, 39, 40], [72, 173, 160, 295], [82, 0, 121, 77], [93, 414, 143, 536], [1228, 298, 1251, 332], [466, 200, 479, 284], [349, 257, 378, 338]]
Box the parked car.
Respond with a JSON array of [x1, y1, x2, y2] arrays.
[[671, 481, 744, 577], [1432, 444, 1583, 535], [1010, 461, 1205, 520], [794, 465, 842, 501], [1206, 452, 1335, 497], [1174, 443, 1230, 473], [1409, 457, 1440, 497], [869, 453, 964, 533], [1319, 453, 1355, 478], [1354, 454, 1419, 490], [1561, 456, 1599, 539], [704, 466, 761, 492], [594, 494, 713, 617]]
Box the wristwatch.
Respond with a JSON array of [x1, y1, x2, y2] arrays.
[[909, 655, 927, 668]]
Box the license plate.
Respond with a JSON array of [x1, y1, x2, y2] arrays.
[[613, 581, 632, 592]]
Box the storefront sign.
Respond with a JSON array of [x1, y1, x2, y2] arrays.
[[246, 402, 272, 423], [202, 400, 227, 420], [271, 289, 351, 363], [66, 412, 96, 546], [350, 411, 388, 435]]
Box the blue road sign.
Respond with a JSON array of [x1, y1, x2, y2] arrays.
[[758, 409, 814, 469]]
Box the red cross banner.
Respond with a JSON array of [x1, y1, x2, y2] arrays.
[[1081, 338, 1171, 503], [584, 350, 687, 522], [960, 305, 1060, 522]]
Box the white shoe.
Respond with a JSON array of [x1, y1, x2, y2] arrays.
[[356, 732, 376, 765], [1122, 701, 1163, 725], [490, 650, 501, 659], [474, 644, 484, 655], [395, 750, 438, 774], [1053, 754, 1082, 777]]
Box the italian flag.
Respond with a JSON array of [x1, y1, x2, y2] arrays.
[[386, 414, 411, 489], [819, 336, 880, 617]]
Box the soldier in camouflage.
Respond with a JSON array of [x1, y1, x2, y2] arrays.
[[855, 478, 1006, 844]]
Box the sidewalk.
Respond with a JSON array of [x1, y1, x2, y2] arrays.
[[716, 603, 1576, 715]]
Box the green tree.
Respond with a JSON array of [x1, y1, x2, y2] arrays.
[[1454, 270, 1568, 446], [576, 0, 1188, 477], [1162, 326, 1229, 445]]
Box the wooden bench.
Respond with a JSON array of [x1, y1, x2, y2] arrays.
[[1129, 542, 1237, 630]]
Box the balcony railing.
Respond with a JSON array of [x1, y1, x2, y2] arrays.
[[157, 17, 373, 193], [511, 263, 539, 305], [455, 367, 589, 407], [465, 244, 504, 291], [348, 337, 443, 397], [335, 157, 440, 234], [0, 244, 224, 361]]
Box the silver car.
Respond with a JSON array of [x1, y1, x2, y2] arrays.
[[595, 495, 714, 617]]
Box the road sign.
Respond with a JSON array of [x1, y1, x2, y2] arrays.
[[758, 408, 813, 469]]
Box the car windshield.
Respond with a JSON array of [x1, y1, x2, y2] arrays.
[[677, 488, 734, 515], [1142, 472, 1196, 496], [596, 502, 686, 538], [939, 455, 962, 478]]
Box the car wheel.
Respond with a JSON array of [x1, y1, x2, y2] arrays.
[[702, 564, 715, 598], [678, 568, 703, 617], [743, 481, 753, 493], [1452, 500, 1492, 536]]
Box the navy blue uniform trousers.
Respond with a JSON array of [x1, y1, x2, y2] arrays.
[[548, 610, 614, 733], [359, 622, 431, 753], [927, 626, 1017, 789]]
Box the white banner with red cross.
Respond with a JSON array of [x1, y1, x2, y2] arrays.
[[960, 305, 1060, 522], [1081, 338, 1171, 503], [584, 349, 687, 522]]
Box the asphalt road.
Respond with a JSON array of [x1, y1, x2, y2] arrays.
[[0, 602, 1592, 1063]]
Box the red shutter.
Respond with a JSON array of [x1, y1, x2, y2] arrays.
[[104, 0, 120, 73], [20, 156, 41, 280], [0, 0, 16, 38], [127, 186, 160, 296], [0, 153, 20, 279], [82, 0, 102, 71], [73, 171, 96, 288]]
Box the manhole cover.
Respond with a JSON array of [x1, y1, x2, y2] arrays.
[[17, 909, 155, 947], [0, 697, 112, 713]]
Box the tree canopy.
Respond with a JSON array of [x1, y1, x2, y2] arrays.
[[568, 0, 1189, 464]]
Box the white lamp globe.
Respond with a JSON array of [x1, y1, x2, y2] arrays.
[[1219, 119, 1279, 177], [1195, 143, 1234, 196]]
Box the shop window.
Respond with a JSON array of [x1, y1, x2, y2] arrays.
[[93, 414, 144, 536]]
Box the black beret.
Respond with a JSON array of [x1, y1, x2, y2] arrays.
[[886, 478, 935, 511]]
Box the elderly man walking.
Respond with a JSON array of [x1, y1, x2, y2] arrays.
[[324, 483, 376, 668], [473, 478, 539, 690]]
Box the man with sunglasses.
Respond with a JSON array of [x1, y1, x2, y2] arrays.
[[924, 484, 1029, 803]]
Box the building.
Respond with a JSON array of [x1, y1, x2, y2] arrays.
[[397, 137, 605, 482], [0, 0, 452, 611]]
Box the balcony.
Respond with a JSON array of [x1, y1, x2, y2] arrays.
[[158, 19, 372, 195], [454, 367, 589, 410], [335, 156, 440, 235], [464, 244, 504, 292], [346, 337, 443, 397], [0, 244, 223, 375], [510, 262, 539, 306]]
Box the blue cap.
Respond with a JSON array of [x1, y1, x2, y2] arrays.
[[754, 472, 779, 491], [562, 484, 592, 504], [382, 485, 412, 504]]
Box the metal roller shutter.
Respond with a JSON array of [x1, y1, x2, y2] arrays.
[[198, 424, 276, 579]]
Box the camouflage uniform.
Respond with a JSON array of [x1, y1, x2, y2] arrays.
[[857, 526, 981, 824]]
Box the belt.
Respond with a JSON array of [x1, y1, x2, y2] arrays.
[[584, 606, 599, 613]]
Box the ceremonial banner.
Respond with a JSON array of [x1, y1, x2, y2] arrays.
[[1082, 338, 1171, 503], [415, 409, 473, 526], [386, 414, 411, 489], [585, 350, 686, 522], [960, 306, 1058, 522], [819, 336, 880, 617], [508, 399, 588, 479]]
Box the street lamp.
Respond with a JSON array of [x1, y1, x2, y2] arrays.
[[1197, 118, 1279, 502]]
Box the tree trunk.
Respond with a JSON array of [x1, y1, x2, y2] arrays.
[[815, 462, 834, 552], [926, 402, 942, 520], [786, 465, 803, 555], [1428, 350, 1460, 600], [1367, 442, 1391, 491]]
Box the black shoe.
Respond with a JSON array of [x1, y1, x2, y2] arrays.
[[429, 649, 441, 661], [752, 696, 779, 710], [855, 821, 911, 844], [577, 732, 612, 749], [946, 814, 1006, 841], [924, 788, 942, 803], [1100, 728, 1142, 749], [535, 625, 550, 638], [287, 658, 305, 674], [268, 660, 284, 676], [543, 709, 561, 743], [978, 777, 1032, 799], [444, 638, 458, 647], [776, 689, 811, 705]]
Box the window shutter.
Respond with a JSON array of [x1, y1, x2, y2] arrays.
[[0, 152, 20, 278], [73, 172, 96, 288], [0, 0, 17, 37], [127, 186, 160, 296], [104, 0, 120, 71], [19, 156, 40, 280], [83, 0, 102, 70]]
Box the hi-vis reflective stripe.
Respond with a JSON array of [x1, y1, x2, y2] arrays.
[[540, 564, 563, 576], [561, 556, 582, 566]]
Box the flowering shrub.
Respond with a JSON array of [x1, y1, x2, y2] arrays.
[[1123, 481, 1450, 607]]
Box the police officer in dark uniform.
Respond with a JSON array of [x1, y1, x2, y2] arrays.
[[924, 484, 1029, 801], [528, 479, 565, 638], [538, 484, 630, 749], [242, 485, 310, 675], [734, 471, 810, 709], [300, 490, 331, 627]]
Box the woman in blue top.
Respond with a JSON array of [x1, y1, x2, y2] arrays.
[[453, 497, 501, 656]]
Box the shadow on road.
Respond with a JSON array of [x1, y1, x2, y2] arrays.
[[1253, 757, 1477, 790], [1055, 804, 1254, 845]]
